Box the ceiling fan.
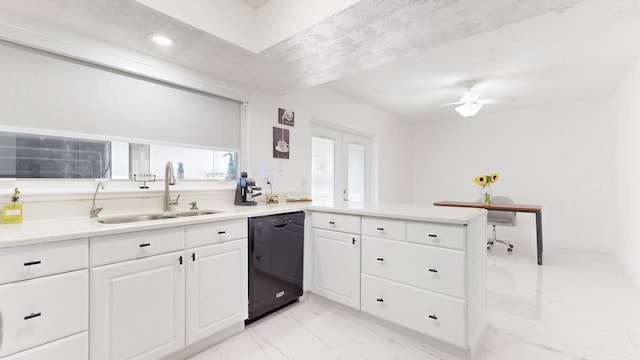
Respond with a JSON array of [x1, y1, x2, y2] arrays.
[[446, 80, 491, 117]]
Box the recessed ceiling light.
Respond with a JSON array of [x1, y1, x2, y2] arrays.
[[149, 33, 174, 47]]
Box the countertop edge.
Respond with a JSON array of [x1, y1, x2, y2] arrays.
[[0, 203, 486, 249]]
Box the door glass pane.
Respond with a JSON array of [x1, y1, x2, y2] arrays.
[[347, 143, 366, 202], [311, 137, 335, 206]]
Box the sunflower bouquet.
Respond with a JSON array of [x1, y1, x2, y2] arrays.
[[474, 173, 499, 205]]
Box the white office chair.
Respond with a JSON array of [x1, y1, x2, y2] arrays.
[[485, 196, 516, 252]]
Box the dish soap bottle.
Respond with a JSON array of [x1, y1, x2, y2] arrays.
[[3, 187, 23, 224], [177, 162, 184, 180]]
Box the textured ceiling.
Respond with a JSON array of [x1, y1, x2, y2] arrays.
[[0, 0, 638, 122], [240, 0, 270, 10]]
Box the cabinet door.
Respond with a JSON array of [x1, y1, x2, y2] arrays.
[[186, 239, 248, 345], [312, 229, 360, 309], [90, 251, 186, 360]]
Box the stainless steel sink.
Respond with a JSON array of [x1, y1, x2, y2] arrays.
[[97, 210, 223, 224], [175, 210, 224, 217]]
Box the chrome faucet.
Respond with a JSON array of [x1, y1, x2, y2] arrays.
[[164, 161, 180, 211], [90, 182, 104, 218]]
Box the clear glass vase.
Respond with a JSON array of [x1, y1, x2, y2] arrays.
[[481, 185, 492, 205]]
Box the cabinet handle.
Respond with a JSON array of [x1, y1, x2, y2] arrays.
[[191, 253, 196, 261], [179, 256, 183, 265], [329, 221, 335, 225], [376, 257, 384, 261], [428, 314, 438, 320], [428, 234, 438, 238], [428, 268, 438, 273], [23, 260, 42, 266], [217, 230, 226, 234], [139, 243, 151, 248], [376, 298, 384, 302], [24, 312, 41, 320], [352, 238, 356, 245], [376, 227, 384, 231]]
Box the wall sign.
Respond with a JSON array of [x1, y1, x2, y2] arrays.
[[278, 108, 295, 126], [273, 127, 290, 159]]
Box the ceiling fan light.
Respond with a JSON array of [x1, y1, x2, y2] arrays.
[[455, 102, 483, 117]]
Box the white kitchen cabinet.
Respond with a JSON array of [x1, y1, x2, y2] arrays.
[[1, 332, 88, 360], [0, 270, 88, 358], [90, 251, 186, 360], [360, 217, 486, 351], [186, 239, 248, 345], [312, 228, 361, 309]]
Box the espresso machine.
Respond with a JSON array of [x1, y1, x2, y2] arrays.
[[234, 172, 262, 206]]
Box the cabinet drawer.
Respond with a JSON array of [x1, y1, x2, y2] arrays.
[[362, 217, 405, 240], [312, 212, 360, 234], [90, 227, 184, 266], [361, 274, 467, 348], [362, 236, 466, 298], [407, 222, 466, 251], [1, 332, 88, 360], [0, 239, 88, 285], [185, 219, 247, 248], [0, 270, 88, 358]]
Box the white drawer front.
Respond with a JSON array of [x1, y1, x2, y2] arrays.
[[1, 332, 88, 360], [90, 227, 184, 266], [312, 212, 360, 234], [406, 222, 466, 251], [0, 270, 88, 358], [362, 217, 405, 240], [361, 274, 467, 348], [0, 239, 88, 285], [185, 219, 247, 248], [362, 236, 466, 298]]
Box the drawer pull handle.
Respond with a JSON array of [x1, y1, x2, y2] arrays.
[[428, 314, 438, 320], [376, 298, 384, 302], [23, 260, 42, 266], [139, 243, 151, 248], [376, 227, 384, 231], [218, 230, 226, 234], [376, 257, 384, 261], [428, 234, 438, 238], [24, 312, 41, 320], [428, 268, 438, 273], [329, 221, 335, 225]]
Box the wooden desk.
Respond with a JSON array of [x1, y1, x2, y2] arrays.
[[434, 201, 543, 265]]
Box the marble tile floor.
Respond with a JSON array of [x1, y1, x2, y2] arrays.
[[189, 246, 640, 360]]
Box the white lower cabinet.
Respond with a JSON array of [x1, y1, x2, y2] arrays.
[[186, 239, 248, 345], [361, 274, 467, 347], [1, 332, 88, 360], [90, 251, 186, 360], [0, 270, 88, 358], [312, 228, 361, 309]]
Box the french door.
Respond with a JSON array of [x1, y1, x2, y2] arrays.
[[311, 125, 371, 206]]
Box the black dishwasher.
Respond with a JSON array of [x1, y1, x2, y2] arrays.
[[247, 211, 304, 324]]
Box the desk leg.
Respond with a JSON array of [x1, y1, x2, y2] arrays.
[[536, 211, 543, 265]]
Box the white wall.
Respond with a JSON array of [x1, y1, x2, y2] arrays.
[[246, 86, 414, 204], [609, 56, 640, 287], [411, 101, 614, 252]]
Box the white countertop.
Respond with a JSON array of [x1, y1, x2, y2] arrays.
[[0, 201, 485, 249]]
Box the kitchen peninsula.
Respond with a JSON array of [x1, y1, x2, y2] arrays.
[[0, 202, 487, 360]]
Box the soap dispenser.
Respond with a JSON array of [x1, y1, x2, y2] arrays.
[[2, 187, 23, 224], [177, 162, 184, 180]]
